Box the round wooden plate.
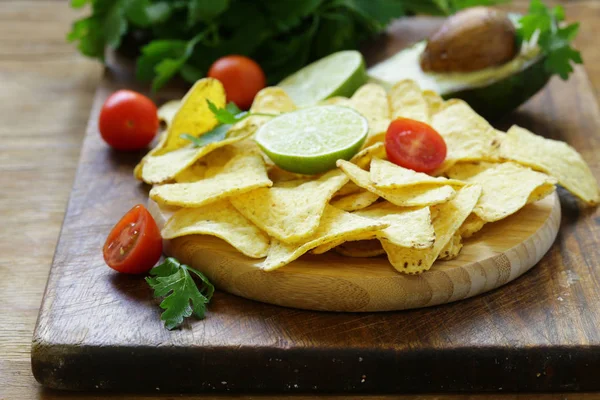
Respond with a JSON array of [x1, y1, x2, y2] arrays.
[[149, 192, 561, 312]]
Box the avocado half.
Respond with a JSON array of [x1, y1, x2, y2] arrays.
[[367, 41, 551, 120]]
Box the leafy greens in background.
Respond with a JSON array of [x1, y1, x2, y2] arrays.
[[517, 0, 583, 79], [68, 0, 509, 90]]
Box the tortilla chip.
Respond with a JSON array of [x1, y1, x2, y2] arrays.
[[389, 79, 429, 123], [370, 158, 465, 189], [356, 203, 435, 248], [349, 83, 391, 146], [422, 90, 444, 116], [140, 123, 256, 184], [260, 205, 388, 270], [157, 100, 181, 127], [251, 87, 296, 114], [459, 213, 486, 238], [499, 125, 600, 205], [161, 200, 269, 258], [381, 184, 481, 274], [312, 204, 434, 255], [150, 152, 272, 207], [158, 78, 226, 154], [337, 160, 456, 207], [431, 100, 502, 173], [133, 131, 168, 180], [231, 169, 348, 243], [173, 145, 239, 183], [350, 142, 387, 169], [321, 96, 353, 107], [267, 165, 311, 184], [438, 233, 463, 261], [335, 181, 363, 197], [331, 190, 379, 212], [447, 161, 556, 222], [335, 240, 386, 257]]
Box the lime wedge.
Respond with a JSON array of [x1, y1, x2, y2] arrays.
[[278, 51, 367, 107], [255, 106, 368, 175]]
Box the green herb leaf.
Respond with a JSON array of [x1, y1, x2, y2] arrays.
[[146, 257, 214, 330], [180, 124, 231, 147], [71, 0, 91, 8], [188, 0, 230, 25], [104, 0, 128, 49], [206, 99, 247, 124], [518, 0, 583, 80], [126, 0, 172, 27]]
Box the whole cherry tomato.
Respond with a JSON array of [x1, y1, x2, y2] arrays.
[[103, 204, 162, 274], [208, 55, 266, 109], [385, 118, 447, 174], [99, 90, 159, 150]]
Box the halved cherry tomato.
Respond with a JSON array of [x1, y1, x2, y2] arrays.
[[208, 55, 266, 109], [103, 204, 162, 274], [385, 118, 447, 173], [99, 90, 159, 150]]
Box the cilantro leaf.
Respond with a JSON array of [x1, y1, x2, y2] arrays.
[[518, 0, 583, 80], [126, 0, 173, 27], [104, 0, 128, 49], [188, 0, 230, 25], [180, 124, 231, 147], [206, 99, 247, 124], [146, 257, 214, 330]]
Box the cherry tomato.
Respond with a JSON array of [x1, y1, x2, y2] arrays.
[[208, 55, 266, 109], [103, 204, 163, 274], [98, 90, 159, 150], [385, 118, 447, 174]]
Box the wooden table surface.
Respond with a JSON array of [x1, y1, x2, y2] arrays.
[[1, 1, 599, 399]]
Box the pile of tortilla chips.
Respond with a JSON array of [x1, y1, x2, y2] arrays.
[[136, 78, 599, 274]]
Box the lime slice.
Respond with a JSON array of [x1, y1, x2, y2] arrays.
[[255, 105, 368, 175], [278, 51, 367, 107]]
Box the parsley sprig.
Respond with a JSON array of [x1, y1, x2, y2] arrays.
[[146, 257, 214, 330], [517, 0, 583, 79], [181, 100, 275, 147]]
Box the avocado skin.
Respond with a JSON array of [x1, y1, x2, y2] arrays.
[[442, 57, 552, 120]]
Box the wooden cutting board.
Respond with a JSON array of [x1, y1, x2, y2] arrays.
[[32, 18, 600, 393]]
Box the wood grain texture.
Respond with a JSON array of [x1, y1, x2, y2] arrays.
[[157, 193, 560, 312], [2, 1, 600, 399], [30, 14, 600, 396]]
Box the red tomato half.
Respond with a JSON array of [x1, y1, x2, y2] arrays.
[[208, 55, 266, 109], [99, 90, 159, 150], [385, 118, 447, 173], [103, 204, 163, 274]]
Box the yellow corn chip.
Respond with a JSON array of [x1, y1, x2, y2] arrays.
[[157, 100, 181, 127], [431, 100, 502, 173], [350, 142, 386, 169], [150, 152, 272, 207], [438, 233, 462, 261], [159, 78, 226, 154], [173, 145, 238, 183], [349, 83, 391, 147], [231, 169, 348, 243], [321, 96, 353, 107], [161, 200, 270, 258], [140, 123, 256, 184], [335, 240, 385, 257], [389, 79, 429, 123], [459, 213, 486, 238], [251, 87, 296, 114], [381, 184, 481, 274], [311, 231, 378, 255], [355, 203, 435, 249], [260, 205, 388, 270], [499, 125, 600, 205], [330, 191, 379, 212], [370, 158, 465, 189], [335, 181, 363, 197], [337, 160, 456, 207], [447, 161, 556, 222], [134, 131, 168, 180], [422, 90, 444, 116]]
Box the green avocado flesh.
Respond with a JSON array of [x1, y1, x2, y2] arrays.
[[367, 41, 552, 120]]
